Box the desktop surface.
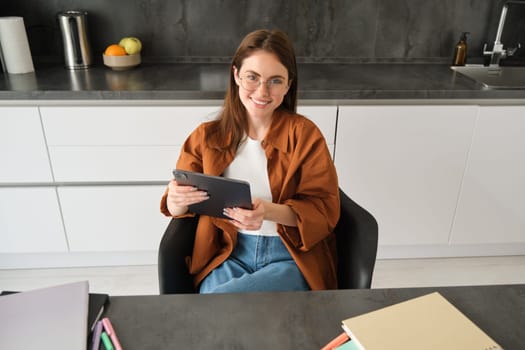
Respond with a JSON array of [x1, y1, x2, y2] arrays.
[[105, 284, 525, 350]]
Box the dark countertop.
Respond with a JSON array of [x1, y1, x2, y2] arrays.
[[1, 62, 525, 102], [105, 284, 525, 350]]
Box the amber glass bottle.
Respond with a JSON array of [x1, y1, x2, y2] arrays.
[[452, 32, 469, 66]]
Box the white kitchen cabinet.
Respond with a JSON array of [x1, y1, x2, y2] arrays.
[[34, 105, 337, 258], [39, 105, 336, 181], [5, 101, 522, 267], [40, 106, 221, 182], [40, 105, 335, 146], [0, 187, 67, 253], [451, 106, 525, 245], [0, 107, 53, 183], [335, 106, 477, 252], [40, 106, 221, 146], [47, 146, 181, 182], [58, 185, 169, 252]]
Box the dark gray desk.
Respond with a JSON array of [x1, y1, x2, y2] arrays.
[[105, 284, 525, 349]]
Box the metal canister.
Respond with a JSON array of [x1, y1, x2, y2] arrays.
[[57, 10, 92, 69]]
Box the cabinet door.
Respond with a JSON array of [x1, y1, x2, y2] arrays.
[[40, 106, 221, 145], [40, 106, 221, 182], [335, 106, 477, 247], [0, 107, 53, 183], [0, 187, 67, 253], [58, 186, 170, 252], [48, 146, 181, 182], [451, 106, 525, 244]]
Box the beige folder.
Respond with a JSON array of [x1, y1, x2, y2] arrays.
[[341, 292, 503, 350]]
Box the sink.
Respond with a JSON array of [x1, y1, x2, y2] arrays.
[[451, 65, 525, 89]]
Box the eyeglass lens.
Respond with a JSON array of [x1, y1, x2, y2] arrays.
[[240, 74, 287, 93]]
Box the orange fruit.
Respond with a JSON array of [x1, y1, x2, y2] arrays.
[[104, 44, 127, 56]]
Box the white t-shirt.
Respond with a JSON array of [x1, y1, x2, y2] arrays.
[[223, 137, 278, 236]]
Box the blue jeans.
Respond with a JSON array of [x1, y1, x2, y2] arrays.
[[199, 233, 310, 293]]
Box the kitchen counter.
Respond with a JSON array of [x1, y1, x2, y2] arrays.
[[1, 62, 525, 103]]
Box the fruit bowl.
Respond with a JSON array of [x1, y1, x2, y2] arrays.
[[102, 53, 141, 71]]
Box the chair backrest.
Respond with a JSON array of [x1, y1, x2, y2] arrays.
[[334, 189, 378, 289], [158, 188, 378, 293], [158, 215, 199, 294]]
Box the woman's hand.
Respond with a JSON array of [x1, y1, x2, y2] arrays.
[[223, 198, 298, 230], [223, 198, 266, 231], [166, 179, 209, 216]]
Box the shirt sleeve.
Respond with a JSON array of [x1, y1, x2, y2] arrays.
[[159, 123, 206, 217], [280, 119, 340, 251], [176, 123, 206, 173]]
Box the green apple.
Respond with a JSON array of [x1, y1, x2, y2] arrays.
[[119, 37, 142, 55]]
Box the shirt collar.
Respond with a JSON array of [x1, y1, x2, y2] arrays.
[[213, 109, 293, 153], [262, 109, 291, 153]]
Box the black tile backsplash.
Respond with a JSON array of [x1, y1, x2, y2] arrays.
[[2, 0, 524, 64]]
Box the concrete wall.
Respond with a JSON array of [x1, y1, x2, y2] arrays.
[[2, 0, 524, 64]]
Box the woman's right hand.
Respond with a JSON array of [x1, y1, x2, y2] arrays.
[[166, 179, 209, 216]]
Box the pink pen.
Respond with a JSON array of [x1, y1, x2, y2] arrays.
[[101, 317, 123, 350]]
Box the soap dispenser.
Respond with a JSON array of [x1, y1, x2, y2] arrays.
[[452, 32, 470, 66]]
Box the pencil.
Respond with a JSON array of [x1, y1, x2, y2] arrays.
[[321, 331, 350, 350]]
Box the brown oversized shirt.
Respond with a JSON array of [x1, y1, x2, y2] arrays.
[[160, 109, 340, 290]]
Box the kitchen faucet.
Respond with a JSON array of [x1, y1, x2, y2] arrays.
[[483, 0, 524, 66]]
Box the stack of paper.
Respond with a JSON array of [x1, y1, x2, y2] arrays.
[[341, 292, 502, 350]]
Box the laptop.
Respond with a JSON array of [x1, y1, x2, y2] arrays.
[[0, 281, 89, 350]]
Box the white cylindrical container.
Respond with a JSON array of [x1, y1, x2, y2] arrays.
[[0, 17, 35, 74]]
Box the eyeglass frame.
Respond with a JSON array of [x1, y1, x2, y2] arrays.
[[236, 71, 291, 94]]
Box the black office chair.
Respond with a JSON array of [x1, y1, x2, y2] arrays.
[[158, 188, 378, 294]]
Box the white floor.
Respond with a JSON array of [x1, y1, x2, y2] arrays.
[[1, 255, 524, 295]]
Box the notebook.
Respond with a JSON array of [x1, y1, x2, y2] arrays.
[[0, 281, 90, 350], [341, 292, 502, 350]]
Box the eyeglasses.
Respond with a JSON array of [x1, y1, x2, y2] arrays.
[[238, 73, 289, 94]]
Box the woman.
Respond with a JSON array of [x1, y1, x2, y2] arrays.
[[160, 29, 340, 293]]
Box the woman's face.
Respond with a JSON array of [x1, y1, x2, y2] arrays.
[[233, 50, 290, 123]]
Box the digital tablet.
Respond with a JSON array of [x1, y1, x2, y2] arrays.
[[172, 169, 252, 219]]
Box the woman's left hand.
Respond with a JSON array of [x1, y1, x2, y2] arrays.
[[223, 198, 266, 230]]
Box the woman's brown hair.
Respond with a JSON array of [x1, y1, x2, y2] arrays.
[[207, 29, 298, 153]]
